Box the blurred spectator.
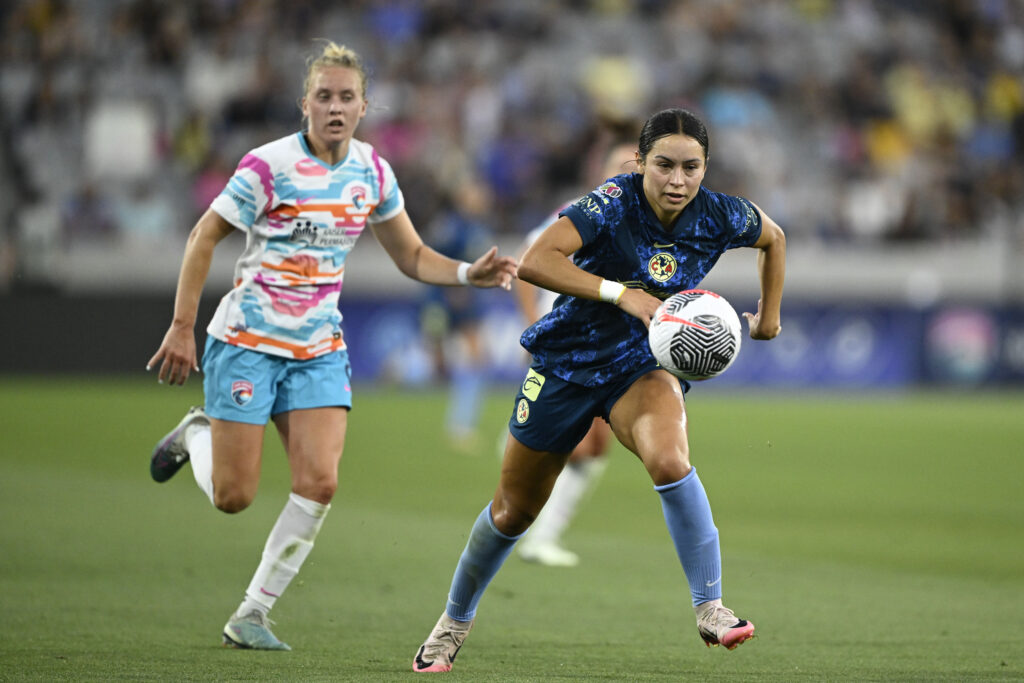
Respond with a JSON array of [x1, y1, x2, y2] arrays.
[[223, 52, 294, 129], [183, 30, 252, 118], [172, 108, 213, 172], [14, 200, 62, 291], [83, 99, 160, 182], [190, 150, 233, 219], [114, 180, 176, 245], [61, 181, 117, 244]]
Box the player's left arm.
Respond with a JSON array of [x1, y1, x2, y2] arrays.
[[743, 205, 786, 340], [370, 208, 517, 289]]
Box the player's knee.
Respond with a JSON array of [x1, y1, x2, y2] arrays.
[[210, 466, 259, 512], [645, 454, 692, 487], [294, 472, 337, 505], [306, 481, 337, 505], [213, 487, 254, 513], [490, 497, 535, 537]]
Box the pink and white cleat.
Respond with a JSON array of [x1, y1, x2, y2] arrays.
[[413, 613, 474, 673], [696, 599, 755, 650]]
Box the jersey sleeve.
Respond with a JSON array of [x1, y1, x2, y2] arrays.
[[559, 191, 609, 246], [366, 151, 405, 223], [560, 176, 633, 246], [721, 194, 762, 248], [210, 150, 275, 232]]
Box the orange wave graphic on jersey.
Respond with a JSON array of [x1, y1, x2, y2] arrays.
[[260, 255, 345, 284], [224, 329, 346, 359], [269, 203, 365, 219]]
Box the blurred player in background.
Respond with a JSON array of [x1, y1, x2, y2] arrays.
[[514, 123, 639, 567], [146, 40, 516, 651], [421, 178, 496, 452], [413, 108, 785, 673]]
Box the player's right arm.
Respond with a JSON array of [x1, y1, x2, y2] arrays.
[[148, 209, 236, 386], [519, 216, 661, 327], [371, 208, 517, 289]]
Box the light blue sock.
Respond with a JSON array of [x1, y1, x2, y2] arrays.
[[655, 467, 722, 606], [445, 502, 523, 621], [447, 365, 484, 437]]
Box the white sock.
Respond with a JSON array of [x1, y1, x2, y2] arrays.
[[184, 423, 214, 505], [526, 457, 607, 546], [236, 493, 331, 617]]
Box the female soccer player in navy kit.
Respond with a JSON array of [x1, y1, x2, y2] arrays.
[[413, 108, 786, 673]]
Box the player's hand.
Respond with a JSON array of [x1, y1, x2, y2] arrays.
[[617, 287, 662, 329], [146, 323, 199, 386], [743, 299, 781, 340], [468, 246, 518, 290]]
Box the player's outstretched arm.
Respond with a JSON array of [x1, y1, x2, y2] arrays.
[[147, 209, 235, 385], [466, 246, 518, 290], [743, 209, 786, 340], [371, 209, 517, 289]]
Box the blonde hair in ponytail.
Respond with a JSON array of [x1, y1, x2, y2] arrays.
[[302, 40, 368, 100]]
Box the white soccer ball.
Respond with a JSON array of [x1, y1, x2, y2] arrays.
[[648, 289, 743, 381]]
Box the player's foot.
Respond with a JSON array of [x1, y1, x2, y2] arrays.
[[412, 613, 474, 673], [222, 609, 291, 651], [448, 431, 480, 456], [150, 406, 208, 483], [518, 540, 579, 567], [695, 599, 755, 650]]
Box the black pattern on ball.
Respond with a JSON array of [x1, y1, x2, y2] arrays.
[[666, 314, 737, 380]]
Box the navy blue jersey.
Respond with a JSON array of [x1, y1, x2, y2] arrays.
[[520, 172, 762, 386]]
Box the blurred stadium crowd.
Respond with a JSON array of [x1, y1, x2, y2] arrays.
[[2, 0, 1024, 292]]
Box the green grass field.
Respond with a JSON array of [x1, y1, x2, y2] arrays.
[[1, 377, 1022, 681]]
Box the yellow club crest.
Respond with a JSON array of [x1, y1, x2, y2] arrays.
[[648, 252, 678, 282]]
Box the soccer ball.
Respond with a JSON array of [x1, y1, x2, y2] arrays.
[[648, 289, 743, 381]]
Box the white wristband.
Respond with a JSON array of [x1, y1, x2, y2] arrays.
[[598, 279, 626, 304], [456, 261, 471, 286]]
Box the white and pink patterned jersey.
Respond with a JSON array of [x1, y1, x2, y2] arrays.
[[207, 133, 404, 359]]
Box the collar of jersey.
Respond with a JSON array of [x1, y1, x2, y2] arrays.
[[297, 132, 351, 171]]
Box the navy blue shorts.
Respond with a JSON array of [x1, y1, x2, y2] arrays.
[[507, 363, 684, 454]]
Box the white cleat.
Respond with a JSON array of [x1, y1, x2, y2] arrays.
[[518, 541, 580, 567], [150, 406, 208, 483], [696, 599, 755, 650], [412, 613, 474, 673]]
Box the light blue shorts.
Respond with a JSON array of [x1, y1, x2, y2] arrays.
[[202, 337, 352, 425]]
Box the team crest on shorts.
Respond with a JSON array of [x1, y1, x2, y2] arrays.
[[231, 380, 254, 406], [516, 398, 530, 423], [648, 252, 677, 282]]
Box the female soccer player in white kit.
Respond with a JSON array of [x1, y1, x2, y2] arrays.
[[147, 41, 516, 650]]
